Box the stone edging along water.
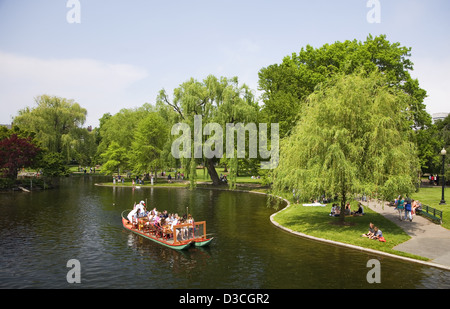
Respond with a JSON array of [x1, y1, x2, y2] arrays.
[[96, 182, 450, 271]]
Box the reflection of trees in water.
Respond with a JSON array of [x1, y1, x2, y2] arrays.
[[126, 233, 211, 277]]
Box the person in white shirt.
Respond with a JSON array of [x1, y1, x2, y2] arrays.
[[136, 201, 146, 216]]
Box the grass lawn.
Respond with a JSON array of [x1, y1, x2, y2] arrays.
[[412, 186, 449, 229], [272, 199, 428, 261]]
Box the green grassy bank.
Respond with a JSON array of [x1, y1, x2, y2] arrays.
[[271, 199, 427, 260], [412, 186, 449, 229]]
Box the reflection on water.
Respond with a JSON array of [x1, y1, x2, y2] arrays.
[[0, 176, 449, 289]]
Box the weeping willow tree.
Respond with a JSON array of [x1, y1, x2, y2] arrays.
[[13, 95, 88, 161], [270, 70, 420, 221], [158, 75, 259, 189]]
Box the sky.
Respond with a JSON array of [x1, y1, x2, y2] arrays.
[[0, 0, 449, 128]]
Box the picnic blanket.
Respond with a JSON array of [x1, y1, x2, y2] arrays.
[[302, 203, 326, 207]]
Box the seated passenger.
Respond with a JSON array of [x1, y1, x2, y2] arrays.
[[162, 210, 168, 219]]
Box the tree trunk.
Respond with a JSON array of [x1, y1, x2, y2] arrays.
[[340, 190, 346, 222], [206, 159, 220, 185]]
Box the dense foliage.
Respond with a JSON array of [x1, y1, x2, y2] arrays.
[[258, 34, 429, 138], [157, 75, 259, 188], [3, 34, 448, 197], [270, 71, 420, 219]]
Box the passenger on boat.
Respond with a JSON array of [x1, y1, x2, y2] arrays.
[[162, 210, 168, 219], [136, 201, 147, 217], [185, 214, 194, 238], [170, 214, 179, 228], [127, 207, 138, 224], [153, 214, 161, 226], [171, 214, 181, 240]]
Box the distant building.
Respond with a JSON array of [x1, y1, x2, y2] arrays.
[[0, 123, 12, 130], [432, 112, 449, 123]]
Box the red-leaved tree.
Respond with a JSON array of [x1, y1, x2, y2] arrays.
[[0, 134, 41, 180]]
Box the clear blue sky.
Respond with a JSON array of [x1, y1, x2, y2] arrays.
[[1, 0, 449, 127]]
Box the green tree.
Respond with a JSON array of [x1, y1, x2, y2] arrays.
[[101, 142, 129, 176], [270, 71, 420, 220], [13, 95, 89, 161], [40, 152, 69, 177], [434, 114, 450, 181], [258, 34, 429, 139], [415, 124, 442, 175], [129, 112, 169, 176], [158, 75, 259, 187], [96, 104, 155, 165]]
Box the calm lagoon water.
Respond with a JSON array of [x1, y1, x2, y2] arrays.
[[1, 176, 449, 289]]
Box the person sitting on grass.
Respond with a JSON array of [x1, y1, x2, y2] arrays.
[[354, 203, 364, 215], [344, 202, 352, 215], [361, 222, 375, 238], [329, 204, 339, 217], [370, 226, 383, 240]]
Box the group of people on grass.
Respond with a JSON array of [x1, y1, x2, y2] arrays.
[[127, 201, 195, 241], [327, 203, 385, 242], [329, 202, 364, 217], [393, 195, 422, 222]]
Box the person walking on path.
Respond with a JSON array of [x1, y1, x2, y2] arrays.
[[395, 195, 405, 221], [404, 196, 413, 222]]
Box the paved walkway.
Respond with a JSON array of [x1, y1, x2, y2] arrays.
[[363, 200, 450, 269]]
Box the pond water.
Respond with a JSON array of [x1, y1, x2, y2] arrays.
[[1, 176, 449, 289]]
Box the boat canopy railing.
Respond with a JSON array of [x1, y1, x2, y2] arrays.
[[172, 221, 207, 244], [126, 213, 208, 245], [193, 221, 207, 239]]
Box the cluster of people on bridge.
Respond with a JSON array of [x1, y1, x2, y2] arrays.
[[126, 201, 194, 240]]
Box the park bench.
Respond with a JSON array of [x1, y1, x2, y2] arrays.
[[417, 205, 443, 224]]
